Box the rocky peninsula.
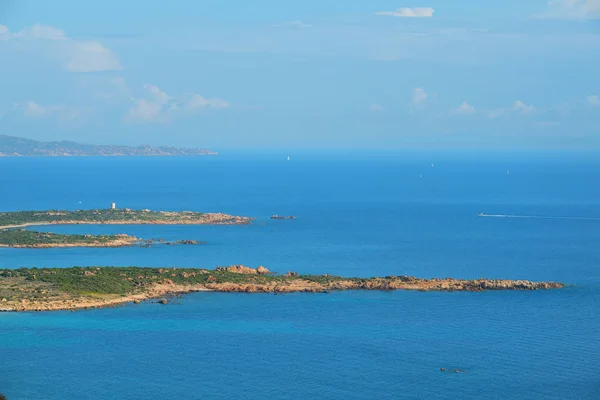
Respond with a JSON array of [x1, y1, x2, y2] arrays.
[[0, 266, 565, 312], [0, 229, 139, 248], [0, 208, 252, 230], [0, 229, 204, 248]]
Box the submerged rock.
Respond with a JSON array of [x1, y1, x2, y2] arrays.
[[270, 215, 296, 220], [175, 240, 202, 245]]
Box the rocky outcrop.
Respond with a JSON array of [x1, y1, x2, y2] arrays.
[[256, 266, 270, 275], [270, 215, 296, 220], [216, 265, 271, 275], [175, 240, 201, 245], [0, 266, 565, 312], [217, 265, 257, 274]]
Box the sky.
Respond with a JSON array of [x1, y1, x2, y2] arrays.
[[0, 0, 599, 150]]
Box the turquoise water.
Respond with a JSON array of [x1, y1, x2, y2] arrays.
[[1, 153, 599, 399]]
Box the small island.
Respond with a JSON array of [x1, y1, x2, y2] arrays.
[[0, 229, 138, 248], [0, 208, 252, 230], [0, 266, 565, 312], [0, 229, 203, 248]]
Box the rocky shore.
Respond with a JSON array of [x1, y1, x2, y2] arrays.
[[0, 266, 565, 312]]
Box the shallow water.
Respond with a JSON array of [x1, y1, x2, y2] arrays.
[[1, 152, 599, 399]]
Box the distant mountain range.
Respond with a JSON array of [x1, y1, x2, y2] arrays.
[[0, 135, 217, 157]]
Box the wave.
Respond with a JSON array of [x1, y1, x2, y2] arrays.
[[478, 213, 600, 221]]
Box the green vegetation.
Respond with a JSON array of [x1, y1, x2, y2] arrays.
[[0, 267, 359, 302], [0, 393, 7, 400], [0, 209, 204, 227], [0, 267, 565, 312], [0, 229, 133, 247], [0, 208, 250, 228], [0, 267, 310, 296]]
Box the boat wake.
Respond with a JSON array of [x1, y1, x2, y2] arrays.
[[478, 213, 600, 221]]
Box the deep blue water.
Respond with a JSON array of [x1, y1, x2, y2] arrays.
[[1, 153, 599, 399]]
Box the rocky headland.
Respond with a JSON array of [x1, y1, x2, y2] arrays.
[[0, 266, 565, 312]]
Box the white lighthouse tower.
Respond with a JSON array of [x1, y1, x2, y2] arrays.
[[111, 202, 116, 210]]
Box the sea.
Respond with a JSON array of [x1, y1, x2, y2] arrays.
[[0, 151, 599, 400]]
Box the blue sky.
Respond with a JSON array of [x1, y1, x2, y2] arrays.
[[0, 0, 599, 149]]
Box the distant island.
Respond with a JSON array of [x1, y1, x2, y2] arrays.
[[0, 134, 216, 157], [0, 266, 565, 312], [0, 207, 252, 230]]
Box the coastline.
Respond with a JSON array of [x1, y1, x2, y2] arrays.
[[0, 266, 565, 313], [0, 232, 202, 249], [0, 239, 138, 248], [0, 231, 140, 248], [0, 213, 252, 230]]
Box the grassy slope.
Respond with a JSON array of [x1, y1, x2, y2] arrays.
[[0, 267, 341, 296], [0, 229, 131, 246], [0, 209, 209, 226]]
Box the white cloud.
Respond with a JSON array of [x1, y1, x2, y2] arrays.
[[488, 109, 505, 119], [187, 94, 230, 110], [13, 25, 66, 40], [488, 100, 536, 119], [22, 100, 50, 118], [144, 84, 170, 104], [588, 95, 600, 106], [83, 76, 131, 101], [375, 7, 435, 18], [513, 100, 535, 114], [66, 41, 122, 72], [456, 102, 476, 114], [0, 24, 122, 72], [128, 84, 229, 123], [370, 104, 384, 112], [128, 99, 164, 122], [16, 100, 85, 123], [538, 0, 600, 19], [412, 88, 428, 105], [274, 21, 312, 29]]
